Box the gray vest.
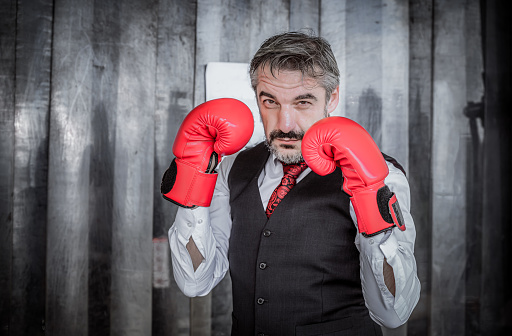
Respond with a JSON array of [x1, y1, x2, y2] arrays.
[[228, 143, 382, 336]]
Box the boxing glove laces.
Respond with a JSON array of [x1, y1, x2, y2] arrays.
[[301, 116, 406, 237], [161, 98, 254, 208]]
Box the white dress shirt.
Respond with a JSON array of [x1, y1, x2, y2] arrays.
[[168, 150, 421, 329]]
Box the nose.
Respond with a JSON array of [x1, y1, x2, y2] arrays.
[[277, 105, 297, 133]]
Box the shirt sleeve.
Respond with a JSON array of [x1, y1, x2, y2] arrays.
[[168, 155, 236, 297], [352, 162, 421, 328]]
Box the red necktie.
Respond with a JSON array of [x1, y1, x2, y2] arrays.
[[265, 162, 308, 218]]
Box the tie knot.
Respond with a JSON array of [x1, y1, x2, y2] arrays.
[[282, 161, 308, 178]]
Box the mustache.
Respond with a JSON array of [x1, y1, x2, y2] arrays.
[[268, 130, 305, 142]]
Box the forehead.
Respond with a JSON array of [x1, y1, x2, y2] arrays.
[[255, 66, 325, 97]]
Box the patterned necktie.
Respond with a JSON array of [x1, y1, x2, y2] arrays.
[[265, 161, 308, 218]]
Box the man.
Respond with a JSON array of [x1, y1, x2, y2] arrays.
[[164, 31, 420, 335]]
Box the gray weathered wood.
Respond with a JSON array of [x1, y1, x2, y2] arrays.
[[431, 0, 469, 334], [407, 0, 433, 334], [0, 0, 16, 334], [46, 0, 94, 334], [344, 0, 383, 146], [153, 0, 197, 335], [480, 0, 512, 334], [248, 0, 290, 58], [109, 1, 157, 335], [11, 1, 54, 333], [381, 0, 409, 170], [462, 1, 484, 334], [320, 0, 347, 117], [195, 0, 252, 107], [86, 1, 121, 334], [290, 0, 320, 33]]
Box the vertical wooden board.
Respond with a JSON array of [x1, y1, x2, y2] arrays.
[[381, 0, 409, 170], [248, 0, 290, 58], [194, 0, 252, 107], [320, 0, 347, 117], [407, 0, 433, 334], [194, 2, 229, 333], [153, 0, 196, 335], [194, 0, 224, 107], [46, 0, 94, 335], [481, 1, 512, 334], [11, 1, 54, 334], [87, 1, 121, 335], [109, 1, 156, 335], [344, 0, 383, 146], [431, 0, 468, 334], [462, 0, 484, 334], [0, 0, 16, 334], [290, 0, 320, 32]]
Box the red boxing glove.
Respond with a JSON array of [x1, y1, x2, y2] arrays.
[[301, 117, 406, 237], [161, 98, 254, 208]]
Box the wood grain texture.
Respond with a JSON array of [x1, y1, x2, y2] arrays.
[[481, 0, 512, 334], [431, 0, 470, 334], [109, 1, 157, 335], [290, 0, 320, 32], [381, 0, 409, 170], [0, 0, 16, 334], [153, 0, 196, 335], [11, 1, 54, 332], [344, 0, 383, 146], [407, 0, 433, 334], [86, 1, 120, 335], [47, 0, 94, 334], [320, 0, 347, 117]]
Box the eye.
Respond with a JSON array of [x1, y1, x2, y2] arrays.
[[296, 100, 312, 108], [262, 99, 278, 107]]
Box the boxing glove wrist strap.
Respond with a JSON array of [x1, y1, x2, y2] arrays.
[[350, 183, 406, 237], [161, 159, 218, 208]]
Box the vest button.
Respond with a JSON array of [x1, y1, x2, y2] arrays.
[[263, 230, 272, 237], [259, 262, 267, 270], [257, 297, 265, 305]]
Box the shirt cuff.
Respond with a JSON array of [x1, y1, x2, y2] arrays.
[[379, 229, 402, 262], [174, 206, 210, 247]]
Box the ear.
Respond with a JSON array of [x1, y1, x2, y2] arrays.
[[326, 86, 340, 114]]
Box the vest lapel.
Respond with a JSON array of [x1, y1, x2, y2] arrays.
[[229, 142, 270, 220]]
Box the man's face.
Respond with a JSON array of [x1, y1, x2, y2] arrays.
[[255, 66, 339, 164]]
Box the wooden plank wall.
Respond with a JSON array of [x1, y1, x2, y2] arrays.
[[0, 0, 17, 334], [2, 0, 510, 335]]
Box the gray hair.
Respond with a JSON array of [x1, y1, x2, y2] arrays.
[[249, 31, 340, 99]]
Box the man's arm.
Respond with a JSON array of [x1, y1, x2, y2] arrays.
[[354, 163, 420, 329], [300, 117, 420, 328], [168, 154, 237, 297], [187, 236, 204, 271], [383, 259, 396, 296]]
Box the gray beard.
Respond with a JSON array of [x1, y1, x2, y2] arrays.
[[264, 140, 304, 164]]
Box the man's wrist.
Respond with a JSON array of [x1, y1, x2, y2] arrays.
[[174, 206, 210, 244]]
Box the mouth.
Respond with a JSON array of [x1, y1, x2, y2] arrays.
[[274, 137, 301, 150], [276, 137, 300, 144]]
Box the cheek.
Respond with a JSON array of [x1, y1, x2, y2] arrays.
[[260, 110, 277, 133], [298, 107, 327, 131], [296, 114, 317, 133]]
